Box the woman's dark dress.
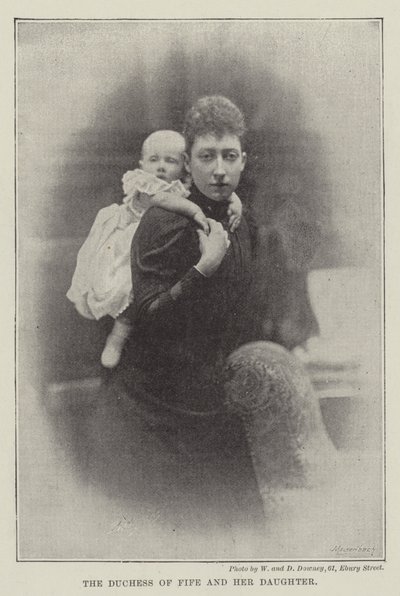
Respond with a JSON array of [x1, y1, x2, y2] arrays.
[[108, 186, 267, 554]]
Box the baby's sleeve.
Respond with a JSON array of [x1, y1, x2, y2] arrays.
[[150, 192, 201, 220]]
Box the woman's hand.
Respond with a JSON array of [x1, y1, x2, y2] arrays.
[[196, 218, 230, 277]]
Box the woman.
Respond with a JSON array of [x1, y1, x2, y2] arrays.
[[90, 96, 330, 558]]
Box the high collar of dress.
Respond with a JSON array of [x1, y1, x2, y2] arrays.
[[189, 185, 229, 224]]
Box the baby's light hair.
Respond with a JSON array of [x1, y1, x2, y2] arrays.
[[140, 129, 186, 159]]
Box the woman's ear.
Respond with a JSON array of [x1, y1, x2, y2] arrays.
[[184, 152, 191, 174], [240, 152, 247, 172]]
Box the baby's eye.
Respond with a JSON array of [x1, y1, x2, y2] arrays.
[[165, 158, 178, 164], [149, 156, 158, 162]]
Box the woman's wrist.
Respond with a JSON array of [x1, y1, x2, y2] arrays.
[[196, 257, 220, 277]]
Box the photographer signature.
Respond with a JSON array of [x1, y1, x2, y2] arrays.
[[330, 544, 376, 556]]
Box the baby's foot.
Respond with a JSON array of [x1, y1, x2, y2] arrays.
[[101, 320, 130, 368]]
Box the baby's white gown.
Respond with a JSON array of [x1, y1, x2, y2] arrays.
[[66, 169, 189, 320]]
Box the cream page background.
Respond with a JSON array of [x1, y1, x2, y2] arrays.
[[1, 1, 399, 595]]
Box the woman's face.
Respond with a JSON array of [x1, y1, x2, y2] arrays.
[[186, 134, 246, 202]]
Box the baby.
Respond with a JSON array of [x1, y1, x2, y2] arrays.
[[67, 130, 243, 368]]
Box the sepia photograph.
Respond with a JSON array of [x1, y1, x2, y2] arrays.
[[16, 18, 384, 561]]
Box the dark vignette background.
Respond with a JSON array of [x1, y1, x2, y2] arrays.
[[18, 20, 381, 387]]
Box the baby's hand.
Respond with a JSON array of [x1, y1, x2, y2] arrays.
[[228, 211, 241, 233], [193, 210, 210, 234], [227, 192, 243, 232]]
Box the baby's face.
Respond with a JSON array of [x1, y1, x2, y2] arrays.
[[140, 132, 185, 183]]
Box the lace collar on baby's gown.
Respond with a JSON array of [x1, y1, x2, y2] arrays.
[[121, 169, 190, 216]]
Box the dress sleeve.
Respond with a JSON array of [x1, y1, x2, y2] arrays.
[[130, 207, 208, 333]]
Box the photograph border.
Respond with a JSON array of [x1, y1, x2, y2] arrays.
[[14, 15, 386, 565]]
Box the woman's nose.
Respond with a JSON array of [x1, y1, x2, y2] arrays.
[[213, 156, 226, 177]]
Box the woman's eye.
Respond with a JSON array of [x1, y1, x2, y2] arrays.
[[226, 152, 239, 161], [199, 153, 212, 161]]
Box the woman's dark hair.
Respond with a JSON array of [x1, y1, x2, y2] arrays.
[[183, 95, 246, 155]]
